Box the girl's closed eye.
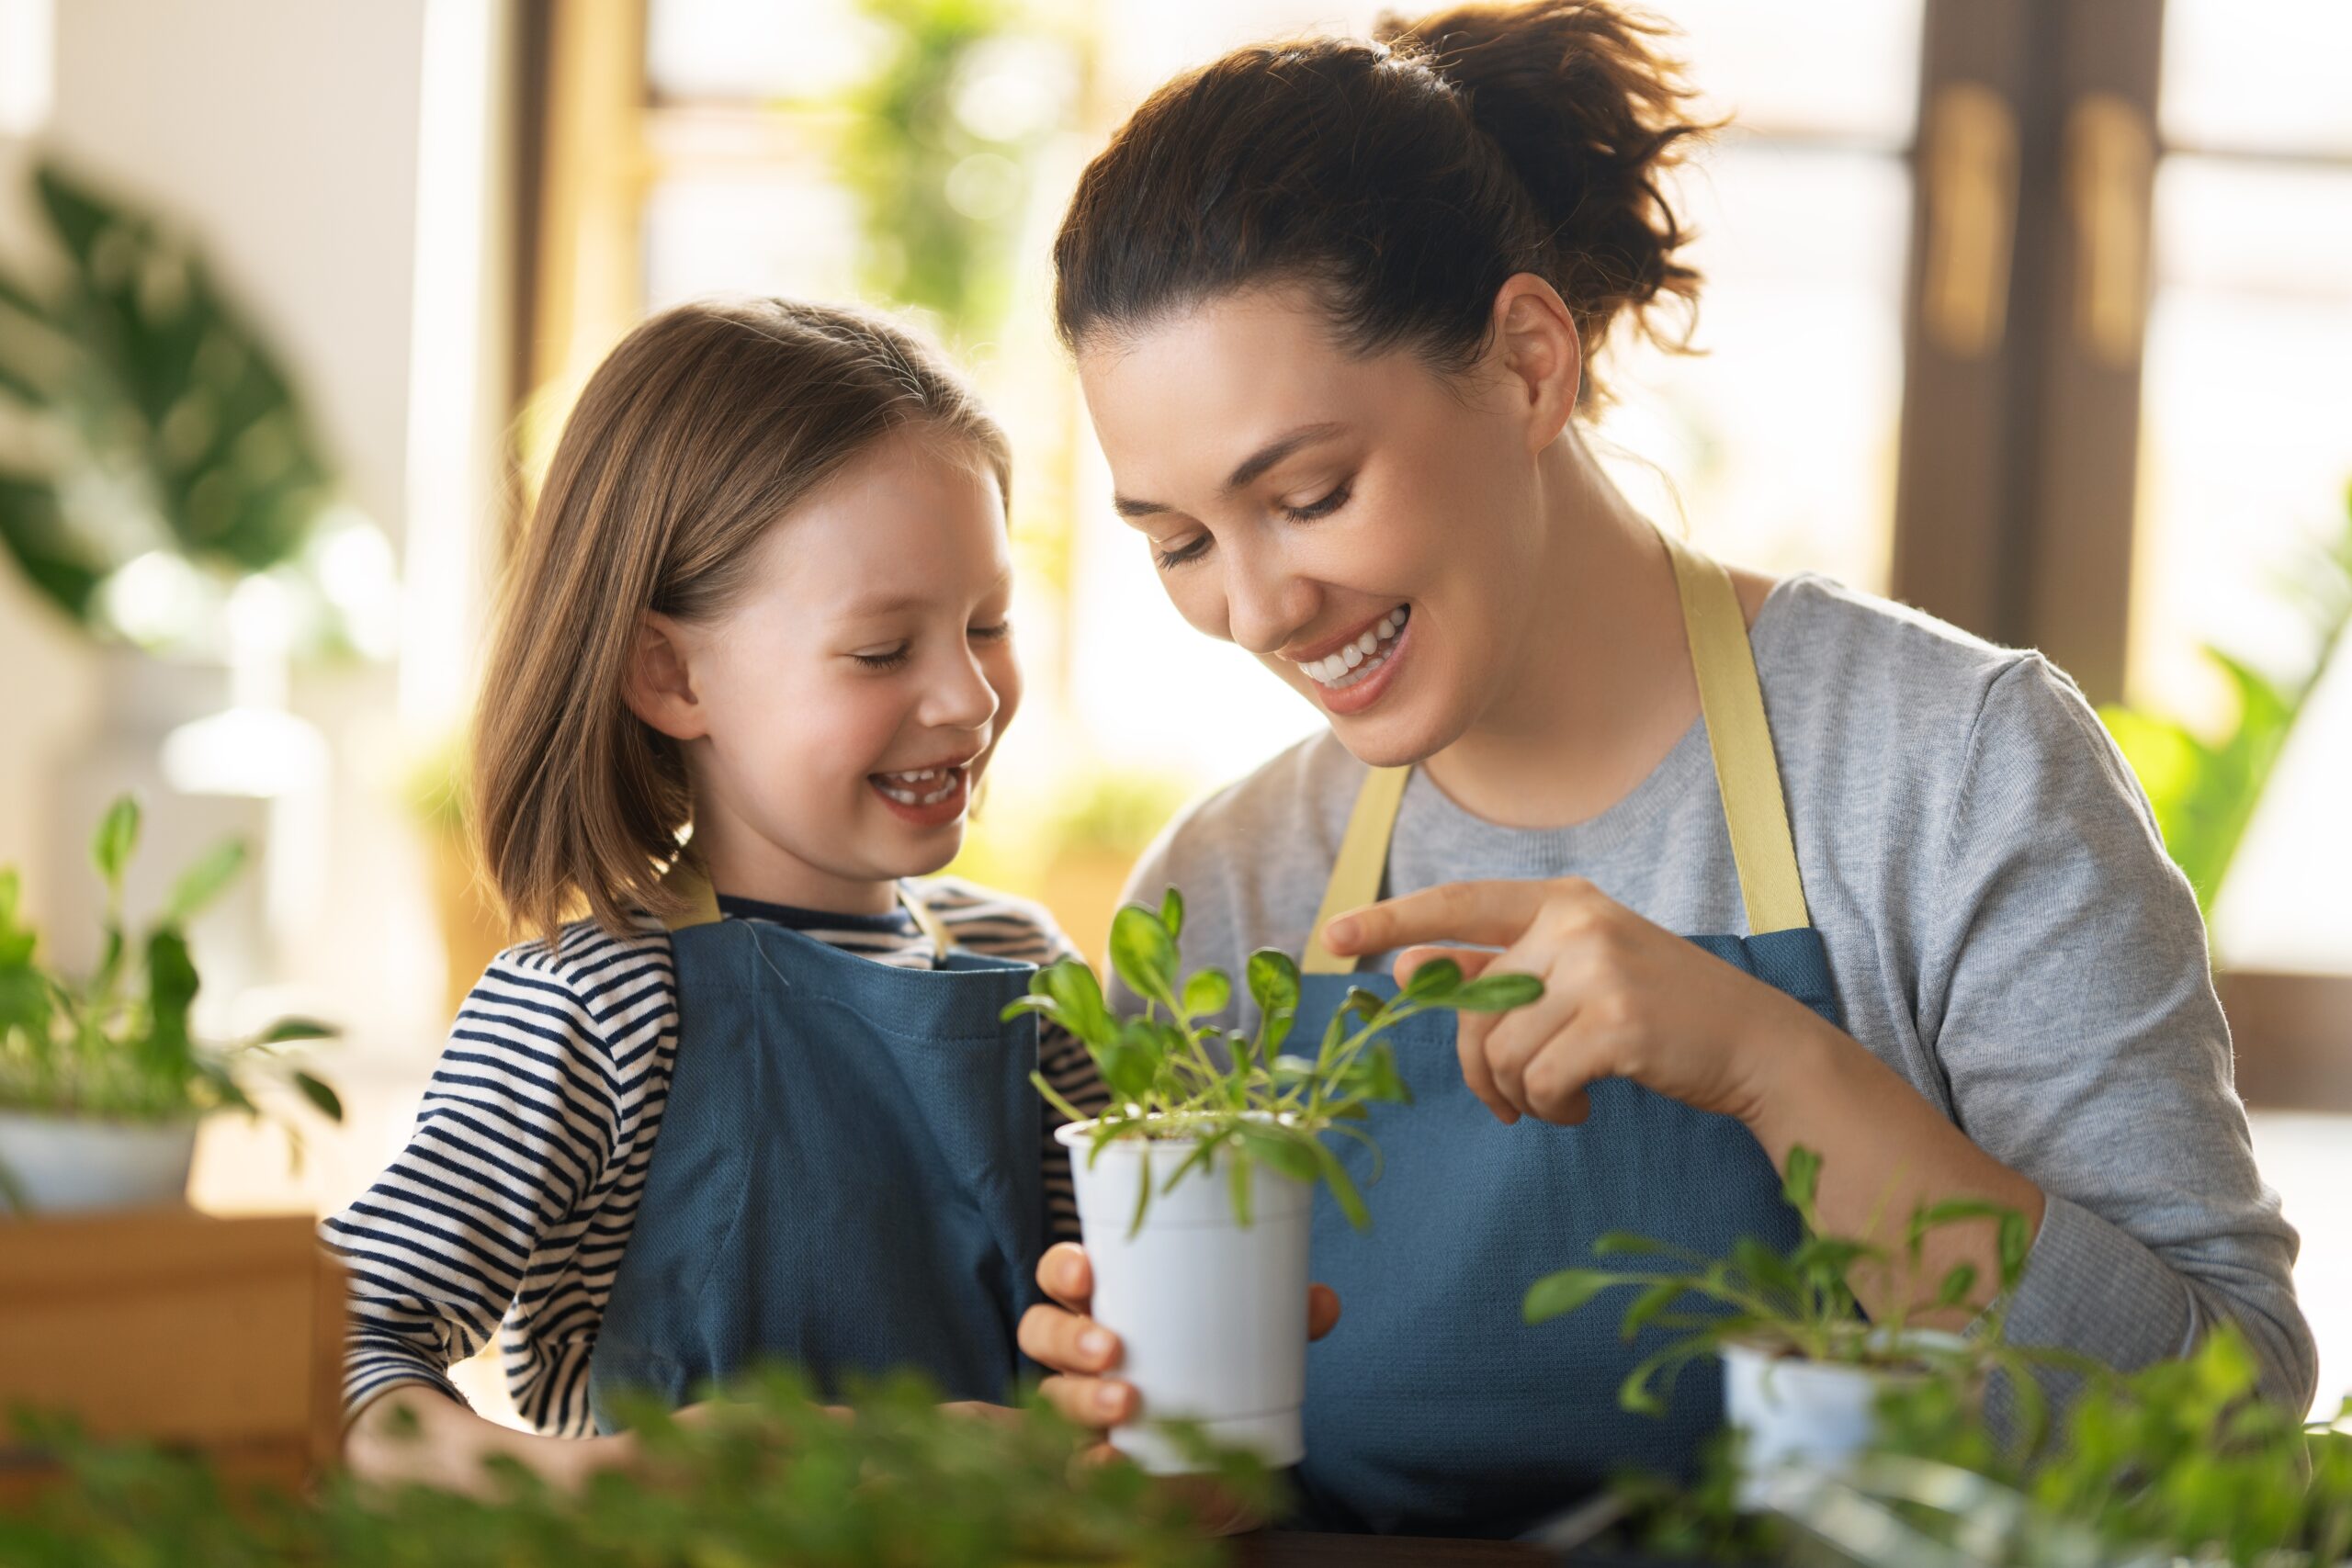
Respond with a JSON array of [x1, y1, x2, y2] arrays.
[[852, 642, 911, 670], [968, 620, 1012, 644]]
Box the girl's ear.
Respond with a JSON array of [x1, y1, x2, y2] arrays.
[[623, 612, 707, 741], [1488, 273, 1582, 454]]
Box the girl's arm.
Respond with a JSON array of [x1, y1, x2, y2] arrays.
[[343, 1383, 639, 1494], [321, 921, 678, 1464]]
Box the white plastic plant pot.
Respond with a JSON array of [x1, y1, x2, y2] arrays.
[[1723, 1330, 1968, 1511], [0, 1109, 199, 1214], [1056, 1118, 1312, 1474]]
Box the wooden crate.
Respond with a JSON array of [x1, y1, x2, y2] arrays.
[[0, 1206, 344, 1495]]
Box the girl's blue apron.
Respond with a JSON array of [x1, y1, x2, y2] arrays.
[[585, 875, 1042, 1433], [1287, 535, 1845, 1537]]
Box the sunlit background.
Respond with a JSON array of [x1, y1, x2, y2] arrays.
[[1, 0, 2346, 1419]]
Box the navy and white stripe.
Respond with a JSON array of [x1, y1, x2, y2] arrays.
[[320, 877, 1108, 1436]]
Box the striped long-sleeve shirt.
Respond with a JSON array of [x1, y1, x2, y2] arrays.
[[319, 878, 1109, 1436]]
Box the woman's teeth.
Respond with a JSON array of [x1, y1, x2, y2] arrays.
[[1298, 606, 1408, 690], [875, 767, 961, 806]]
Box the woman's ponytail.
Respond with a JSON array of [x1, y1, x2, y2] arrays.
[[1054, 0, 1714, 410], [1379, 3, 1710, 382]]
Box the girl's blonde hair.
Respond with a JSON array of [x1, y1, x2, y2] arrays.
[[473, 299, 1010, 949]]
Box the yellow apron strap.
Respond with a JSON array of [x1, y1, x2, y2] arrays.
[[1296, 534, 1811, 963], [658, 853, 957, 955], [660, 854, 724, 932], [897, 882, 958, 955], [1660, 532, 1812, 936], [1302, 763, 1411, 976]]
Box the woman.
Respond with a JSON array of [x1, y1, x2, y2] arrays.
[[1018, 0, 2314, 1540]]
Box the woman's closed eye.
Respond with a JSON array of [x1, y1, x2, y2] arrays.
[[1278, 481, 1351, 523]]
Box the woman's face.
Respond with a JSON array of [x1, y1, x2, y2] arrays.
[[1076, 284, 1556, 768]]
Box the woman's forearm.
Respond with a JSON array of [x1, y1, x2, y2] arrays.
[[1741, 1010, 2046, 1330]]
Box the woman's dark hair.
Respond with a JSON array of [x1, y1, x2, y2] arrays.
[[1053, 1, 1713, 410]]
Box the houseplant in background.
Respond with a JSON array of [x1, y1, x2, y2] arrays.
[[3, 1369, 1269, 1566], [1009, 887, 1543, 1473], [2099, 494, 2352, 921], [1524, 1145, 2065, 1511], [0, 794, 339, 1214]]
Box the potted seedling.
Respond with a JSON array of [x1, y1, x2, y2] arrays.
[[1008, 887, 1543, 1473], [1525, 1146, 2061, 1509], [1773, 1325, 2352, 1566], [0, 795, 341, 1214]]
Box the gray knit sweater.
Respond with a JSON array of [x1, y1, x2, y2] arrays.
[[1121, 573, 2316, 1411]]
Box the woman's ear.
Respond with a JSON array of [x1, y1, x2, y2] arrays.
[[1488, 274, 1582, 452], [623, 612, 707, 741]]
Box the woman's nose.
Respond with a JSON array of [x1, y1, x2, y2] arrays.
[[1221, 536, 1317, 657]]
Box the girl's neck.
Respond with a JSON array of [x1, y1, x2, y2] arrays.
[[683, 794, 900, 918], [1421, 431, 1702, 830]]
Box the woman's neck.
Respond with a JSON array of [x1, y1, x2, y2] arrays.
[[682, 786, 900, 918], [1422, 433, 1702, 830]]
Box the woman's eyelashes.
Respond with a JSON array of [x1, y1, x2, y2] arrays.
[[1151, 481, 1355, 570], [1278, 481, 1351, 523]]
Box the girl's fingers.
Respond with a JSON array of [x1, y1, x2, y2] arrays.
[[1308, 1283, 1341, 1340], [1018, 1301, 1122, 1375], [1037, 1242, 1093, 1314], [1039, 1373, 1137, 1429]]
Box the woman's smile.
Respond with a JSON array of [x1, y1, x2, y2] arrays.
[[1285, 604, 1414, 715]]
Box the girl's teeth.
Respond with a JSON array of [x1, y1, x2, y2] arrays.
[[876, 767, 962, 806]]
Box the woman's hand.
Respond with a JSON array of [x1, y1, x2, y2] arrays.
[[1322, 876, 1839, 1130], [1018, 1243, 1341, 1444]]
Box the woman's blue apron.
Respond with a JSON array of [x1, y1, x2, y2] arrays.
[[1286, 536, 1845, 1537], [585, 874, 1042, 1433]]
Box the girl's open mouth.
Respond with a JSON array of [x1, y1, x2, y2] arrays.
[[867, 763, 972, 826]]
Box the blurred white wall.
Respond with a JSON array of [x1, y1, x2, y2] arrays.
[[0, 0, 515, 1103]]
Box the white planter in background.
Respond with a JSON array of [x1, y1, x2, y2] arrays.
[[0, 1109, 198, 1213], [1724, 1330, 1968, 1510], [1057, 1118, 1311, 1474]]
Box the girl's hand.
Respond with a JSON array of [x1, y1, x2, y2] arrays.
[[1322, 877, 1838, 1129], [1017, 1243, 1341, 1444]]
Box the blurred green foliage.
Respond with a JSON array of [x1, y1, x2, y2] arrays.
[[0, 1368, 1269, 1567], [0, 159, 362, 650], [838, 0, 1073, 343], [2100, 491, 2352, 921]]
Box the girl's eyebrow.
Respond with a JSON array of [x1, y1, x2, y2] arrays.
[[1112, 422, 1349, 519], [837, 569, 1012, 619]]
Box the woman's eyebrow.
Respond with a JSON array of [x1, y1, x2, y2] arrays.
[[1111, 422, 1349, 519]]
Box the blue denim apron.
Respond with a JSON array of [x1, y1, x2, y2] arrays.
[[1287, 536, 1846, 1536], [586, 871, 1042, 1432]]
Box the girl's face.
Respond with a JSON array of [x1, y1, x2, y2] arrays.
[[1075, 285, 1557, 768], [641, 430, 1021, 901]]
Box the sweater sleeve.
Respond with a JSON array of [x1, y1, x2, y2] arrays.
[[319, 922, 673, 1433], [1917, 655, 2315, 1410]]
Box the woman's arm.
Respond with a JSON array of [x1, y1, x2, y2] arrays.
[[1323, 659, 2314, 1405]]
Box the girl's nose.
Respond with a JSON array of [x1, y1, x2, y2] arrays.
[[924, 644, 1001, 732]]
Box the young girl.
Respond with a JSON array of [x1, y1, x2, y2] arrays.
[[323, 299, 1106, 1490]]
